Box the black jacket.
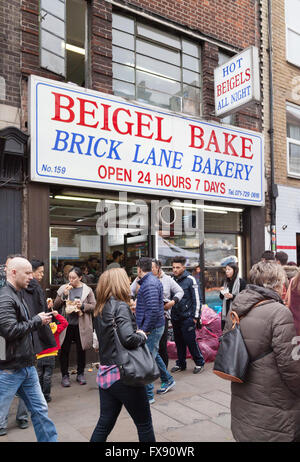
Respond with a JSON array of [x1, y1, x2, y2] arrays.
[[93, 296, 146, 366], [0, 282, 43, 370], [171, 270, 202, 322], [23, 278, 56, 354]]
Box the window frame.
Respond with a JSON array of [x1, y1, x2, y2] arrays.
[[112, 11, 202, 116], [285, 0, 300, 68], [287, 102, 300, 178]]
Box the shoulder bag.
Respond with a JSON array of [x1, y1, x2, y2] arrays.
[[112, 321, 160, 387], [213, 311, 249, 383]]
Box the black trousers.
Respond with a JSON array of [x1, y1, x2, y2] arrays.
[[60, 325, 86, 377], [37, 356, 56, 399], [172, 317, 205, 369], [90, 381, 156, 442], [158, 317, 169, 368]]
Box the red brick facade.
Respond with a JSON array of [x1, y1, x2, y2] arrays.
[[4, 0, 261, 132]]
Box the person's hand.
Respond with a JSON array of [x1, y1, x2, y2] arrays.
[[38, 312, 52, 325], [136, 329, 147, 339], [224, 293, 233, 299], [63, 284, 72, 296], [52, 310, 58, 317], [164, 300, 175, 310]]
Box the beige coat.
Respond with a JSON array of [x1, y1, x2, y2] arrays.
[[54, 283, 96, 351], [224, 284, 300, 442]]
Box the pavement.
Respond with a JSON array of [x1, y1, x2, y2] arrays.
[[1, 359, 234, 443]]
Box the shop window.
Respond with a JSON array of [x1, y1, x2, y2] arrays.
[[49, 193, 150, 285], [287, 103, 300, 177], [40, 0, 87, 85], [285, 0, 300, 67], [112, 12, 202, 116]]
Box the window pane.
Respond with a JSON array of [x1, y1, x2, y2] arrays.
[[112, 63, 135, 83], [113, 79, 135, 99], [112, 30, 134, 50], [286, 0, 300, 32], [113, 46, 135, 66], [137, 22, 180, 48], [41, 9, 65, 37], [41, 49, 65, 75], [136, 70, 181, 96], [112, 13, 134, 34], [287, 28, 300, 66], [41, 30, 65, 57], [287, 104, 300, 139], [289, 142, 300, 174], [183, 69, 200, 86], [41, 0, 65, 18], [136, 39, 180, 66], [136, 54, 181, 81], [183, 54, 199, 72], [182, 39, 199, 57]]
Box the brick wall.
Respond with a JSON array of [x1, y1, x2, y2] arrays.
[[17, 0, 261, 131], [0, 0, 21, 109]]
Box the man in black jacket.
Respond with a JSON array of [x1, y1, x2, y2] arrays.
[[0, 257, 57, 442], [171, 256, 205, 375]]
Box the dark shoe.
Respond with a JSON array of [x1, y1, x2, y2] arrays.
[[193, 365, 204, 374], [17, 419, 29, 430], [0, 428, 7, 436], [61, 375, 71, 387], [76, 374, 86, 385], [45, 395, 52, 403], [170, 365, 186, 373]]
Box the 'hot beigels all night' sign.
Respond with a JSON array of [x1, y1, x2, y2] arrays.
[[29, 75, 264, 205]]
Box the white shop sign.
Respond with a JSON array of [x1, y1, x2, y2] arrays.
[[214, 46, 260, 117], [29, 75, 264, 206]]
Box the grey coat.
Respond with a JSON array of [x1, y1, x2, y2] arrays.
[[224, 284, 300, 442]]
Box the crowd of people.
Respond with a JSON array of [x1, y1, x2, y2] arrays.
[[1, 249, 300, 442]]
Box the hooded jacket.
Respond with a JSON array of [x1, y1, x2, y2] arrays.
[[135, 272, 165, 333], [224, 284, 300, 442]]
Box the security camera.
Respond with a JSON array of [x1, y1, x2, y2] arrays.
[[282, 224, 287, 230]]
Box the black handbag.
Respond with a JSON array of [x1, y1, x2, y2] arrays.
[[113, 323, 160, 387], [213, 311, 250, 383]]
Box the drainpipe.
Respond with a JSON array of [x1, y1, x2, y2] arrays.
[[267, 0, 277, 252]]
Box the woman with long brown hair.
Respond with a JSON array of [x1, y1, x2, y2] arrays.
[[90, 268, 156, 442]]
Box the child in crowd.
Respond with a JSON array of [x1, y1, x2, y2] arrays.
[[36, 304, 68, 402]]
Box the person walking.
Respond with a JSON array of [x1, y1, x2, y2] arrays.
[[223, 261, 300, 442], [151, 259, 183, 370], [170, 256, 205, 375], [219, 261, 247, 330], [53, 267, 96, 387], [90, 268, 155, 442], [0, 257, 57, 442], [0, 254, 30, 436], [135, 257, 173, 404]]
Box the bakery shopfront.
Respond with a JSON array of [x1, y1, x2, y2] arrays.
[[29, 75, 264, 302]]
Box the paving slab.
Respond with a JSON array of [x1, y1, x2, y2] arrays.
[[1, 360, 234, 443]]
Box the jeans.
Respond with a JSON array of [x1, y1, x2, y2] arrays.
[[172, 317, 205, 369], [146, 325, 172, 399], [0, 367, 57, 442], [158, 317, 169, 368], [0, 397, 29, 430], [60, 325, 86, 377], [90, 381, 155, 442], [37, 356, 56, 399]]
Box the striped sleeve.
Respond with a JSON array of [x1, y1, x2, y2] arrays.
[[188, 275, 201, 318]]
